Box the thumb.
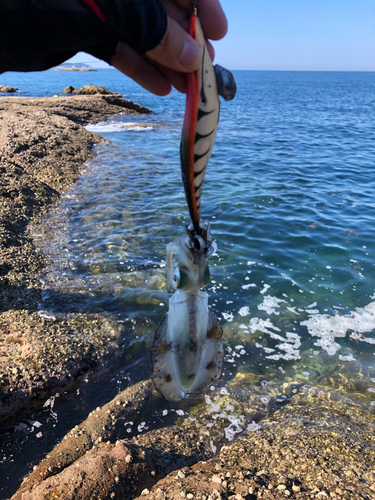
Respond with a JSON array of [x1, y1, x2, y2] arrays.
[[146, 16, 203, 73]]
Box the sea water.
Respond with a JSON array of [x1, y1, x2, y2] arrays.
[[1, 69, 375, 496]]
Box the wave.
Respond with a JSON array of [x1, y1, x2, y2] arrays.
[[85, 122, 154, 133]]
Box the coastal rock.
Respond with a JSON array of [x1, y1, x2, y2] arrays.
[[61, 84, 119, 95], [0, 93, 151, 425], [61, 85, 80, 94], [5, 94, 152, 124], [12, 381, 375, 500], [79, 83, 118, 95], [0, 85, 18, 92]]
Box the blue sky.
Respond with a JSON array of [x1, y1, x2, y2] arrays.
[[68, 0, 375, 71]]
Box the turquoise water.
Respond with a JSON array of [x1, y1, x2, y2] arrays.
[[2, 68, 375, 394], [27, 70, 375, 392], [1, 69, 375, 496]]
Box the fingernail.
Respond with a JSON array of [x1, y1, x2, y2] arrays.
[[179, 39, 203, 71]]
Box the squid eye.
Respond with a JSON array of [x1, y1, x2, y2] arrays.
[[202, 265, 210, 286], [173, 268, 181, 288], [173, 268, 189, 289]]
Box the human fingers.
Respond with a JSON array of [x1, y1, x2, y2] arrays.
[[146, 15, 203, 72], [144, 36, 214, 95], [144, 58, 187, 93], [195, 0, 228, 39], [111, 42, 172, 96]]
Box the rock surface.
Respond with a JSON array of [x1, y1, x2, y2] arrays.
[[61, 84, 120, 96], [0, 93, 151, 425], [0, 85, 18, 93], [11, 380, 375, 500], [61, 85, 80, 94]]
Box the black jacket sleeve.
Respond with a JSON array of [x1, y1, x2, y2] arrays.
[[0, 0, 167, 73]]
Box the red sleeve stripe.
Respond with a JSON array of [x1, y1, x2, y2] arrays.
[[82, 0, 105, 22]]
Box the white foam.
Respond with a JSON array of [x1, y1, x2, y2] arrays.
[[224, 416, 243, 441], [38, 311, 56, 320], [222, 312, 234, 322], [265, 331, 301, 361], [137, 422, 149, 432], [301, 298, 375, 355], [249, 317, 282, 337], [338, 353, 356, 362], [258, 295, 286, 315], [86, 122, 154, 133], [286, 306, 299, 315], [242, 283, 257, 290], [205, 394, 221, 414], [238, 306, 250, 317]]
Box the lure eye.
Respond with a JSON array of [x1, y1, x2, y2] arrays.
[[173, 268, 189, 289]]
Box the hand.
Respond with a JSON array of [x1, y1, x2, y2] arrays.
[[111, 0, 227, 96]]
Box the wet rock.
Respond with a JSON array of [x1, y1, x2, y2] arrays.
[[0, 93, 152, 425], [133, 403, 375, 500], [2, 94, 152, 124], [19, 441, 148, 500], [61, 85, 80, 94], [79, 83, 117, 95], [0, 85, 18, 92], [11, 381, 213, 499], [11, 381, 375, 500]]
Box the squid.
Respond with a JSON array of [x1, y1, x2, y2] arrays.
[[150, 4, 236, 400], [150, 221, 224, 400]]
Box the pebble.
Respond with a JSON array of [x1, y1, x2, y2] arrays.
[[211, 474, 222, 484]]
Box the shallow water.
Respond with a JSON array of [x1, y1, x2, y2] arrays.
[[1, 70, 375, 497], [35, 70, 375, 391]]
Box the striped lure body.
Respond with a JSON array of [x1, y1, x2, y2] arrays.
[[180, 10, 220, 234]]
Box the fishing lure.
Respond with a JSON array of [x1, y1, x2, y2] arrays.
[[180, 5, 236, 235], [151, 4, 236, 400]]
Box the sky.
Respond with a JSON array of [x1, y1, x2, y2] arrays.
[[68, 0, 375, 71]]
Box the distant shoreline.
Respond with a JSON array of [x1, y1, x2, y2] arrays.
[[49, 68, 96, 72]]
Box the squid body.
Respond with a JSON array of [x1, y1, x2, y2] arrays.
[[150, 221, 224, 400], [150, 6, 236, 400]]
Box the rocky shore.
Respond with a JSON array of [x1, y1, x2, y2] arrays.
[[1, 89, 375, 500], [0, 91, 151, 426], [10, 380, 375, 500]]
